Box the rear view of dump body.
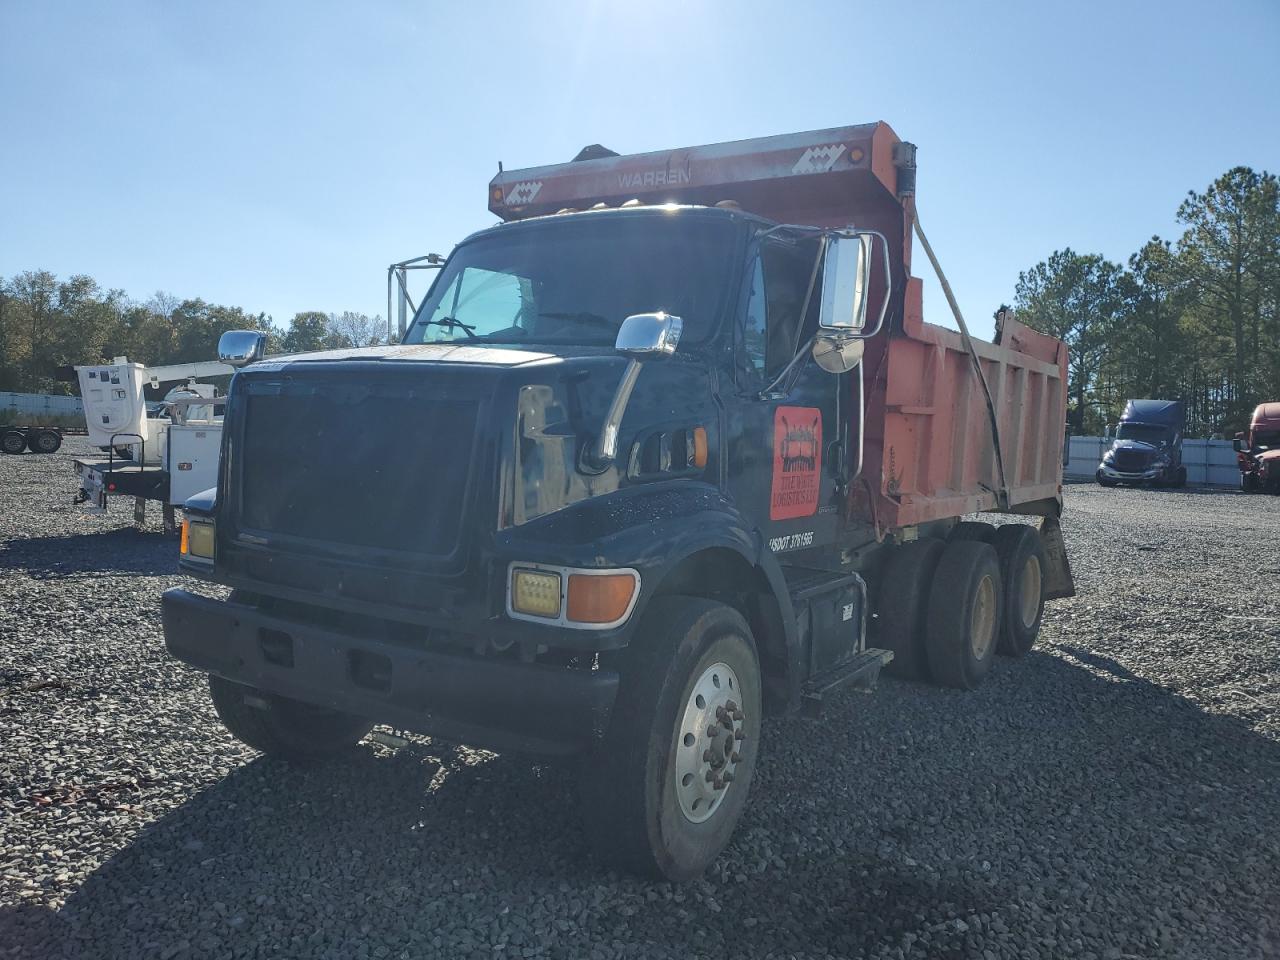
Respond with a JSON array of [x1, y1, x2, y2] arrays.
[[491, 121, 1070, 535]]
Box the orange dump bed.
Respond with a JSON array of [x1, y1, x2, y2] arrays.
[[492, 123, 1070, 530], [854, 283, 1068, 531]]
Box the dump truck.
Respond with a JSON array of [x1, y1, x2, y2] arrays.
[[1096, 399, 1186, 487], [161, 122, 1074, 880], [1234, 402, 1280, 493]]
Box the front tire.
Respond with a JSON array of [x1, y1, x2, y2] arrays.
[[208, 675, 373, 760], [1096, 471, 1117, 488], [581, 597, 761, 881]]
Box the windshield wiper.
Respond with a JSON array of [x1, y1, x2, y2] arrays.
[[420, 315, 477, 336]]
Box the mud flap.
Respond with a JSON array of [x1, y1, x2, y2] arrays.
[[1039, 514, 1076, 600]]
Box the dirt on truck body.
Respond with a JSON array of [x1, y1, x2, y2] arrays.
[[162, 121, 1073, 879]]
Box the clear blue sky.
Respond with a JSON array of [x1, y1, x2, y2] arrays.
[[2, 1, 1277, 341]]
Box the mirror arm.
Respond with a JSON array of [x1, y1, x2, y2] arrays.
[[583, 359, 643, 472], [758, 335, 816, 400], [851, 228, 892, 340]]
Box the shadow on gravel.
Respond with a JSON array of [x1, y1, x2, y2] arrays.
[[0, 528, 178, 579], [5, 649, 1279, 960]]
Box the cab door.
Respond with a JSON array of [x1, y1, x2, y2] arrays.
[[723, 235, 844, 558]]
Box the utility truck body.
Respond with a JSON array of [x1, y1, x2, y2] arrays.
[[162, 122, 1073, 879], [72, 357, 230, 530]]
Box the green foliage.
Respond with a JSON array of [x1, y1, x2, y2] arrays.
[[1012, 165, 1280, 437], [0, 275, 382, 394]]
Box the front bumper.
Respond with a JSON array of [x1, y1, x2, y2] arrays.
[[1097, 463, 1166, 482], [162, 588, 619, 757]]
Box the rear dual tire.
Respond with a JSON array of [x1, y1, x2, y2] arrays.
[[925, 541, 1003, 689], [1, 431, 26, 455]]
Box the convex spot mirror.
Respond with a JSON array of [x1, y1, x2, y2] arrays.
[[218, 330, 267, 368], [818, 231, 890, 336]]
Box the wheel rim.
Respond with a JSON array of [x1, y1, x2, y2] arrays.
[[2, 436, 22, 453], [674, 661, 745, 824], [1018, 555, 1042, 629], [970, 575, 997, 659], [36, 435, 57, 452]]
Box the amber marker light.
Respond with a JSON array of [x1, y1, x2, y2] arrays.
[[566, 573, 638, 625], [692, 426, 708, 469]]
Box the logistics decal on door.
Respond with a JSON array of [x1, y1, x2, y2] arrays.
[[771, 406, 822, 521]]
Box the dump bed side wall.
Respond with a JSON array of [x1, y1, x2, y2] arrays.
[[853, 279, 1068, 530]]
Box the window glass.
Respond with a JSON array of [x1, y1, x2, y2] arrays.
[[405, 215, 736, 346], [742, 259, 768, 380], [739, 236, 822, 387]]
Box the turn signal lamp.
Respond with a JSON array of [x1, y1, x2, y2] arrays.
[[566, 573, 638, 624], [691, 426, 708, 469], [511, 568, 561, 618]]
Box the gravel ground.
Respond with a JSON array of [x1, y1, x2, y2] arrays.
[[2, 438, 1278, 960]]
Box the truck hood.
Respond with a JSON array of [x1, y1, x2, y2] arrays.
[[1110, 440, 1164, 454], [252, 343, 560, 369]]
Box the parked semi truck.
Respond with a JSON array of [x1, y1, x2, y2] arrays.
[[1234, 402, 1280, 493], [1096, 399, 1186, 487], [162, 122, 1074, 880]]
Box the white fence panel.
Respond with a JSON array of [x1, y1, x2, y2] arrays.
[[0, 392, 84, 417], [1064, 435, 1237, 487]]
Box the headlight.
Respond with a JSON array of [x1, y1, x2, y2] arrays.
[[508, 564, 640, 628], [180, 518, 215, 561], [510, 568, 562, 618]]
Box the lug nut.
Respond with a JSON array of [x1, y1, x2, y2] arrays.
[[722, 771, 734, 783], [707, 726, 719, 738], [734, 729, 745, 740], [726, 699, 738, 712], [703, 749, 714, 763], [731, 709, 744, 722], [713, 776, 725, 790]]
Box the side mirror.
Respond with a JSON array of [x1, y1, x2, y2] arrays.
[[615, 312, 682, 360], [1233, 433, 1244, 452], [584, 313, 683, 473], [818, 231, 890, 337], [218, 330, 267, 368]]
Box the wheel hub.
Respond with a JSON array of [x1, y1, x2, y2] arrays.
[[1019, 555, 1042, 629], [970, 575, 997, 659], [674, 661, 745, 823]]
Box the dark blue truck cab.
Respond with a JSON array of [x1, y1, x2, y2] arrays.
[[1096, 399, 1186, 488], [162, 124, 1074, 880]]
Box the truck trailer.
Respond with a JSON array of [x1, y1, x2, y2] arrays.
[[161, 122, 1074, 880]]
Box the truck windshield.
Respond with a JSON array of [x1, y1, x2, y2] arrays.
[[1254, 430, 1280, 450], [404, 214, 737, 347], [1115, 423, 1169, 444]]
